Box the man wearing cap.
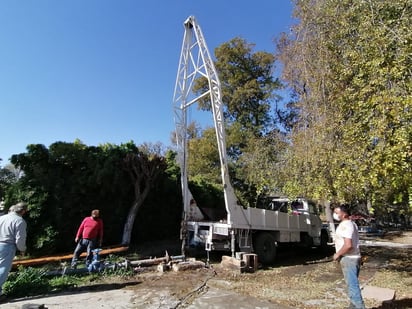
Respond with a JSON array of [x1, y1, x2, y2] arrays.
[[0, 202, 28, 297], [71, 209, 103, 268]]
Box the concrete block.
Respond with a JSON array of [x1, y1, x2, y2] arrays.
[[220, 255, 246, 273], [362, 285, 395, 304]]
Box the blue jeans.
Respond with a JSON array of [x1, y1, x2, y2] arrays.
[[71, 239, 97, 267], [0, 243, 16, 295], [340, 256, 365, 309]]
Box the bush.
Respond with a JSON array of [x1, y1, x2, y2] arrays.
[[2, 254, 135, 298], [48, 275, 79, 292], [3, 266, 50, 297]]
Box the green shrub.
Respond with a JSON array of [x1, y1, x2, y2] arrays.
[[3, 266, 50, 297], [48, 275, 79, 292], [3, 254, 135, 298]]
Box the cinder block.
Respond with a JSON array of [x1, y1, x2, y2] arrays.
[[242, 253, 258, 273], [157, 263, 170, 273]]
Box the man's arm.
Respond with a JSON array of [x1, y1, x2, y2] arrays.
[[15, 220, 27, 253], [333, 237, 353, 261], [75, 219, 86, 242]]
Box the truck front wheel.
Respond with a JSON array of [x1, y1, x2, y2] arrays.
[[254, 232, 277, 264]]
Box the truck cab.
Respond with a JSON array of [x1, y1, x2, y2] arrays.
[[265, 197, 319, 215]]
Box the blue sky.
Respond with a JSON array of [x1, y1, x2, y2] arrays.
[[0, 1, 295, 165]]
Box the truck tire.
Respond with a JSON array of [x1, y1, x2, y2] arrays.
[[254, 232, 277, 264]]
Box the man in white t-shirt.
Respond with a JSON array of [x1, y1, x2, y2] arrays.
[[333, 205, 365, 309]]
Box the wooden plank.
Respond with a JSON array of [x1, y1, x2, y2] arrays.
[[12, 245, 129, 268]]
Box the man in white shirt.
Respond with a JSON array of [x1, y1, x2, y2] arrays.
[[333, 204, 365, 309]]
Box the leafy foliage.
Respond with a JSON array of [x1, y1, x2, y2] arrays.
[[186, 37, 284, 207], [3, 262, 134, 298], [238, 130, 290, 201], [3, 266, 50, 297], [275, 0, 412, 215], [195, 38, 281, 134], [3, 141, 181, 256]]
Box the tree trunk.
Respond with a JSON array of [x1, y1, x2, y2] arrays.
[[121, 201, 139, 245], [121, 151, 165, 245], [121, 183, 152, 245], [324, 200, 336, 241]]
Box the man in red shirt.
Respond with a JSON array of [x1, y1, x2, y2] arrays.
[[71, 209, 104, 268]]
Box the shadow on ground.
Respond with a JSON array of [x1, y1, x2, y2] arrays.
[[370, 298, 412, 309]]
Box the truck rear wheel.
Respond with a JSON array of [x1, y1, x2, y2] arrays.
[[254, 232, 277, 264]]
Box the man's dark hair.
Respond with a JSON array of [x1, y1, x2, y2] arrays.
[[338, 204, 351, 216]]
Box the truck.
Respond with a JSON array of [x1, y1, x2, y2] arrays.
[[172, 16, 329, 264]]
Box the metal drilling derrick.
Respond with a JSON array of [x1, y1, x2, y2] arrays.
[[172, 16, 250, 231]]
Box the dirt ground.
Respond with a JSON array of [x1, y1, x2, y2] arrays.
[[1, 231, 411, 309]]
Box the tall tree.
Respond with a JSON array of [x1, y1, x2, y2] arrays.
[[277, 0, 412, 213], [0, 163, 20, 201], [238, 130, 290, 203], [187, 38, 283, 202], [194, 37, 282, 139], [121, 148, 167, 245]]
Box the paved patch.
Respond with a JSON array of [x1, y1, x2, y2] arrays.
[[0, 289, 136, 309]]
